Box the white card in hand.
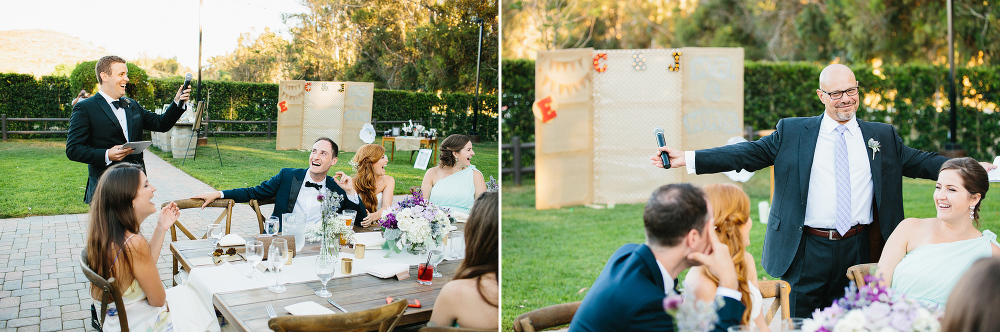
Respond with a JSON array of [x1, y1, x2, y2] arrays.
[[990, 157, 1000, 182], [284, 301, 336, 315]]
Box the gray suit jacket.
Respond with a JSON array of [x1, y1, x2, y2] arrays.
[[694, 115, 948, 277]]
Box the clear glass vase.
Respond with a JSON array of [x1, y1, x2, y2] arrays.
[[320, 234, 340, 260]]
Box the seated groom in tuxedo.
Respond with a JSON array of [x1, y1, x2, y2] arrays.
[[569, 183, 744, 332], [192, 137, 367, 229]]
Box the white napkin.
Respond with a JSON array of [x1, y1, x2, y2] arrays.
[[365, 263, 410, 279], [219, 234, 246, 246], [990, 156, 1000, 182], [354, 232, 386, 247], [451, 211, 470, 223], [284, 301, 336, 316]]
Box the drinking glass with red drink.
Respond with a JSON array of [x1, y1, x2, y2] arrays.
[[417, 263, 433, 285]]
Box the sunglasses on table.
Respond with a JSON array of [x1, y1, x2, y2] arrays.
[[211, 247, 245, 264]]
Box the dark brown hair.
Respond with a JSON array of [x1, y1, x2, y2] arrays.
[[643, 183, 709, 247], [940, 157, 989, 225], [85, 163, 144, 292], [438, 134, 471, 167], [314, 137, 340, 157], [95, 55, 126, 84], [454, 191, 498, 307], [352, 144, 385, 212], [941, 257, 1000, 332], [703, 184, 752, 325]]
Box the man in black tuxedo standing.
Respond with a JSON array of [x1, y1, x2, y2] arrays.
[[67, 55, 191, 203]]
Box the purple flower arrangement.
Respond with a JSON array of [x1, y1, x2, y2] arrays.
[[378, 192, 452, 256], [803, 276, 942, 332]]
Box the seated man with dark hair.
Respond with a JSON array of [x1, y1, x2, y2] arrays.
[[569, 183, 744, 332], [192, 137, 367, 229]]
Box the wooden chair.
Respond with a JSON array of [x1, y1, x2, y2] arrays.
[[846, 263, 877, 287], [512, 301, 581, 332], [267, 298, 408, 332], [162, 198, 234, 284], [249, 197, 276, 234], [758, 279, 791, 325], [80, 249, 130, 332], [419, 326, 497, 332]]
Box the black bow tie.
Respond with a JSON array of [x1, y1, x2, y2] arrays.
[[305, 182, 322, 190], [111, 100, 122, 109]]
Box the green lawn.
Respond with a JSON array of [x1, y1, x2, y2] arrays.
[[0, 138, 90, 218], [0, 137, 497, 218], [501, 173, 1000, 331], [146, 137, 498, 195]]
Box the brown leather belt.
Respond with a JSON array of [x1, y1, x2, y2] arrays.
[[804, 224, 868, 240]]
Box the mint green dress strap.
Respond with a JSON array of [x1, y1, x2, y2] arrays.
[[891, 229, 999, 307], [429, 165, 478, 214]]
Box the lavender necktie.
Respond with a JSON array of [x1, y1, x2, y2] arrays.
[[834, 125, 852, 236]]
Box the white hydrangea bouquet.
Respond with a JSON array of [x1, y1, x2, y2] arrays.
[[803, 276, 942, 332], [378, 192, 452, 257], [304, 188, 354, 254]]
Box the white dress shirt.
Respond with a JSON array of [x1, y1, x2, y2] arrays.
[[98, 90, 130, 165], [685, 113, 873, 229], [655, 260, 741, 301]]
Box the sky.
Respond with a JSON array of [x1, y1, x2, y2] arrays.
[[0, 0, 309, 69]]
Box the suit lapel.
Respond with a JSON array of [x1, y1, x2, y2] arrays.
[[858, 120, 882, 208], [124, 99, 137, 141], [95, 95, 124, 136], [288, 169, 305, 213], [798, 116, 822, 204], [637, 245, 666, 293]]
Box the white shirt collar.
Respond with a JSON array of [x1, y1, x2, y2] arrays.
[[654, 259, 675, 295], [98, 90, 121, 108], [820, 112, 860, 136]]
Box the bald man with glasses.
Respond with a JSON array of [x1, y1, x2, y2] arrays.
[[651, 64, 995, 317]]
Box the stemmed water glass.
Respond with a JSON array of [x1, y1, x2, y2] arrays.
[[268, 238, 288, 293], [429, 249, 445, 277], [245, 240, 264, 279], [264, 217, 279, 236], [207, 224, 223, 247], [314, 255, 336, 298]]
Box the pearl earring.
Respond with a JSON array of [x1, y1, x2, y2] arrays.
[[970, 209, 975, 219]]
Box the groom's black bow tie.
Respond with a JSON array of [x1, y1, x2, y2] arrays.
[[305, 182, 323, 190], [111, 100, 122, 109]]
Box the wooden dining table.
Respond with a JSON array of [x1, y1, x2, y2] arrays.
[[169, 224, 463, 331], [380, 137, 439, 164]]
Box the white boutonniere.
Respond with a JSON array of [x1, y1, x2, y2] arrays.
[[867, 138, 880, 160]]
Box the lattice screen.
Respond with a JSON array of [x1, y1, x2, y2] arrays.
[[592, 49, 684, 204]]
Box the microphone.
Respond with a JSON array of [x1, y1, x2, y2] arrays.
[[181, 73, 192, 93], [654, 127, 671, 169]]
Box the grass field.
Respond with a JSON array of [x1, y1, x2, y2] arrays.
[[501, 174, 1000, 331], [0, 137, 497, 218]]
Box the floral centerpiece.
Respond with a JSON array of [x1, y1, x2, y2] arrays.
[[304, 188, 354, 257], [803, 276, 942, 332], [662, 290, 723, 332], [378, 192, 452, 257], [486, 176, 499, 192]]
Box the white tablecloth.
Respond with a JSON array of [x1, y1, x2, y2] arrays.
[[186, 248, 430, 308], [394, 137, 423, 151]]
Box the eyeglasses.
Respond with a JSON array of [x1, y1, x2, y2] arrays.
[[212, 247, 245, 264], [819, 83, 860, 100]]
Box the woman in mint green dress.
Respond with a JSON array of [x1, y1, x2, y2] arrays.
[[421, 134, 486, 215], [877, 157, 1000, 307]]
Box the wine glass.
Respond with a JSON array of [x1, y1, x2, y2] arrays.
[[448, 231, 465, 259], [314, 255, 336, 298], [245, 240, 264, 279], [207, 224, 223, 247], [429, 249, 445, 277], [264, 217, 279, 236], [268, 238, 288, 293]]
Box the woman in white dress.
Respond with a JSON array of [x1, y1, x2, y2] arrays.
[[684, 183, 768, 331], [350, 144, 395, 226], [85, 163, 218, 331]]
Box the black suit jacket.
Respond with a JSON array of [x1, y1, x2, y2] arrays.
[[694, 116, 949, 277], [66, 94, 186, 203], [221, 168, 368, 229], [569, 244, 745, 332]]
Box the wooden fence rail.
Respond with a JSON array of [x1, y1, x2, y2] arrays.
[[501, 136, 535, 186]]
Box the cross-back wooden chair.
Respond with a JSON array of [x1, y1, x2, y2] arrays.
[[419, 326, 497, 332], [80, 249, 130, 332], [249, 197, 276, 234], [846, 263, 878, 288], [267, 298, 408, 332], [512, 301, 581, 332], [758, 279, 791, 325], [162, 198, 234, 284]]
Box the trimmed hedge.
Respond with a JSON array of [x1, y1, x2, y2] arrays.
[[1, 77, 497, 141], [501, 59, 1000, 172]]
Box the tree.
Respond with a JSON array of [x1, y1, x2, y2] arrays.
[[206, 28, 289, 83]]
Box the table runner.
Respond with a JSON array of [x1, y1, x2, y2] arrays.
[[394, 137, 423, 151]]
